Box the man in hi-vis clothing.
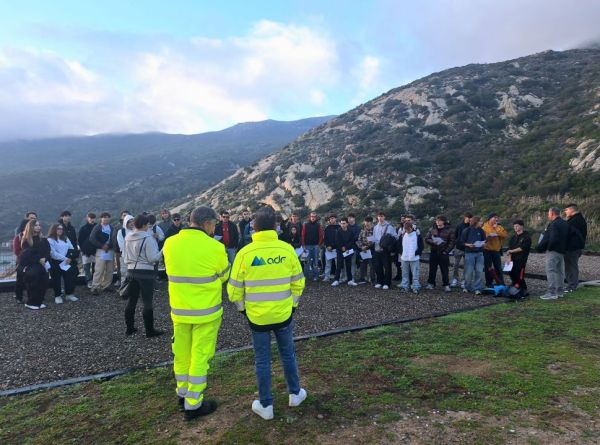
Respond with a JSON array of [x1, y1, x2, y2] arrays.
[[227, 206, 306, 420], [163, 207, 229, 421]]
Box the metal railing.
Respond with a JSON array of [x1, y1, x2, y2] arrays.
[[0, 242, 16, 280]]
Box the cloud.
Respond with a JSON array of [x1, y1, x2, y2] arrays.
[[0, 20, 345, 139]]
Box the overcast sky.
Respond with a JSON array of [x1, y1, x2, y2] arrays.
[[0, 0, 599, 140]]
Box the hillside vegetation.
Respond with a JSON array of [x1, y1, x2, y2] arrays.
[[0, 117, 332, 239], [177, 49, 600, 245]]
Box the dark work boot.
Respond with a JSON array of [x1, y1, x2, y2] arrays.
[[143, 309, 164, 338], [184, 399, 218, 420]]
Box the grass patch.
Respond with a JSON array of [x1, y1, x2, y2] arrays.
[[2, 288, 600, 444]]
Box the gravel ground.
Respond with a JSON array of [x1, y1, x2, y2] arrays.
[[524, 253, 599, 281], [0, 269, 551, 391]]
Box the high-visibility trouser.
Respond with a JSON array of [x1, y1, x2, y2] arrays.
[[172, 317, 222, 410]]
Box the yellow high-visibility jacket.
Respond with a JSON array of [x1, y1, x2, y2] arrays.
[[227, 230, 305, 326], [163, 228, 230, 324]]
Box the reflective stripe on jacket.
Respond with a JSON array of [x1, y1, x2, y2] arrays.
[[163, 228, 230, 324], [227, 230, 305, 326]]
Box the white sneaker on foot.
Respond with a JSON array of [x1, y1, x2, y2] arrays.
[[450, 278, 459, 287], [87, 282, 92, 289], [289, 388, 307, 407], [425, 284, 435, 290], [331, 280, 340, 287], [382, 285, 389, 290], [65, 294, 79, 302], [444, 285, 452, 293], [55, 296, 64, 304], [539, 293, 558, 300], [347, 280, 357, 286], [25, 304, 40, 310], [374, 284, 382, 289], [252, 400, 274, 420]]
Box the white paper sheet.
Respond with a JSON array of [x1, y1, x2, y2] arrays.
[[487, 232, 498, 237], [360, 250, 372, 260], [325, 249, 337, 260], [44, 261, 51, 272], [59, 260, 71, 271], [431, 236, 444, 245], [342, 248, 355, 257], [295, 247, 304, 256], [100, 251, 113, 261], [473, 240, 486, 248], [503, 261, 513, 272]]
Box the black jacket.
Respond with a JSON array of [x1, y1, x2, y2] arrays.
[[334, 228, 357, 252], [536, 217, 569, 254], [508, 231, 532, 263], [324, 224, 339, 249], [18, 236, 51, 268], [59, 220, 78, 253], [214, 222, 239, 249], [459, 227, 486, 253], [78, 222, 97, 255], [89, 223, 117, 251], [454, 221, 470, 251], [284, 221, 302, 243], [425, 224, 456, 254], [566, 213, 587, 251], [165, 224, 182, 240]]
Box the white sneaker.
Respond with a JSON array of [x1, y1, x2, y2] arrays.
[[347, 280, 357, 286], [252, 400, 274, 420], [425, 284, 435, 290], [87, 282, 92, 289], [474, 290, 482, 296], [444, 286, 452, 293], [374, 284, 382, 289], [540, 293, 558, 300], [462, 288, 469, 293], [331, 280, 340, 287], [65, 294, 79, 302], [40, 304, 47, 309], [289, 388, 307, 407], [450, 278, 459, 287], [55, 296, 64, 304], [382, 285, 389, 290], [25, 304, 40, 310]]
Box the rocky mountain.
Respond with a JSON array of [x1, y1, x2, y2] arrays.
[[0, 116, 332, 239], [174, 48, 600, 245]]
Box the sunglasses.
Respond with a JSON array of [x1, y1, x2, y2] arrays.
[[173, 218, 181, 221]]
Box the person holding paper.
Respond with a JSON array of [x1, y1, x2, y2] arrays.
[[482, 213, 508, 287], [425, 215, 455, 292], [322, 215, 340, 282], [89, 212, 118, 295], [18, 219, 51, 309], [372, 212, 397, 290], [356, 216, 376, 284], [506, 220, 532, 299], [331, 217, 357, 286], [459, 216, 486, 295], [398, 222, 424, 294], [47, 224, 78, 304]]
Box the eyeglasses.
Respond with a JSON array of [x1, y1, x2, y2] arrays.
[[173, 218, 181, 221]]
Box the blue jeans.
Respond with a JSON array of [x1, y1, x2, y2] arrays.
[[251, 322, 301, 407], [464, 252, 484, 291], [226, 248, 237, 265], [400, 260, 420, 291], [304, 245, 320, 280]]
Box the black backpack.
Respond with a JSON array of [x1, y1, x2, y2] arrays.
[[380, 233, 397, 253]]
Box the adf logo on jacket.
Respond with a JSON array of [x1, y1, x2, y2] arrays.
[[251, 255, 287, 266]]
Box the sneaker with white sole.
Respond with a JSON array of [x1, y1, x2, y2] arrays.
[[474, 290, 482, 295], [347, 280, 357, 286], [374, 284, 382, 289], [450, 278, 459, 287], [289, 388, 307, 407], [87, 282, 92, 289], [425, 284, 435, 290], [462, 288, 469, 293], [251, 400, 274, 420], [412, 289, 419, 295], [540, 293, 558, 300], [55, 296, 64, 304], [65, 295, 79, 302], [382, 285, 389, 290], [444, 285, 452, 293], [331, 280, 340, 287]]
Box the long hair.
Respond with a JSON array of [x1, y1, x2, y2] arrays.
[[21, 219, 42, 248], [48, 223, 67, 241]]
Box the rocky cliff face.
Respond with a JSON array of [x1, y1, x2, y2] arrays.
[[173, 49, 600, 228]]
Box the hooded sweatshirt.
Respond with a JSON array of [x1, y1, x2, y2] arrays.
[[117, 215, 135, 254], [123, 230, 162, 275]]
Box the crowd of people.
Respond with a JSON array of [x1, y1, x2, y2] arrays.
[[9, 203, 588, 420]]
